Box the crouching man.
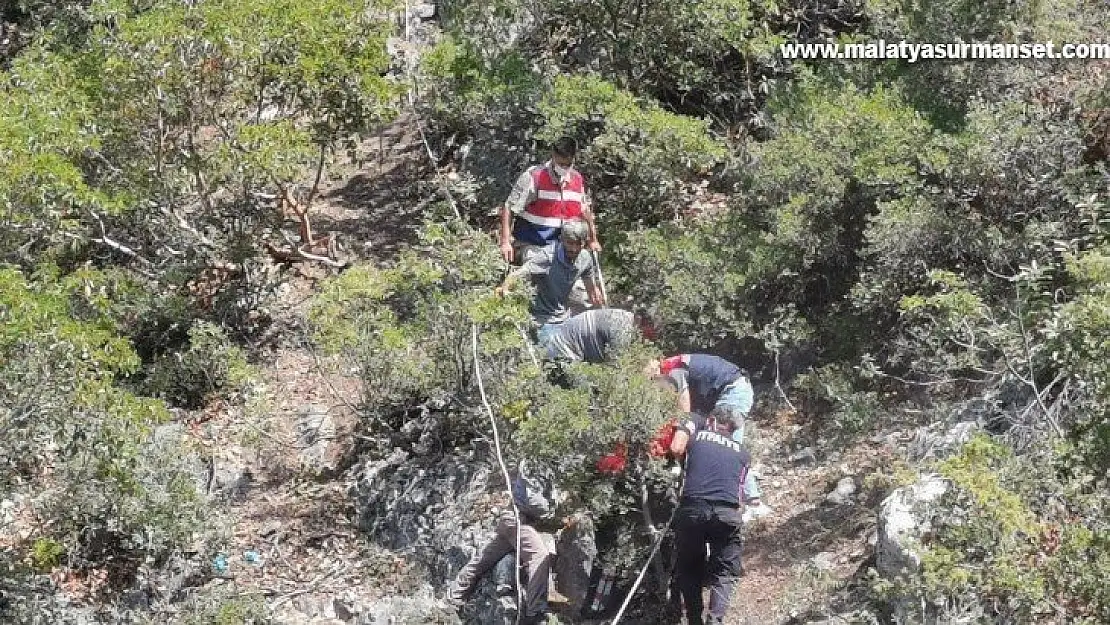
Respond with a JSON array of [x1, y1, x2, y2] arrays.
[[448, 470, 561, 625]]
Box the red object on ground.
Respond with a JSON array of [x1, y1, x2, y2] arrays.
[[596, 442, 628, 474], [649, 420, 679, 458]]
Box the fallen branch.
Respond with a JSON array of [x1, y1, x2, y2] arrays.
[[773, 349, 798, 414], [264, 185, 346, 267]]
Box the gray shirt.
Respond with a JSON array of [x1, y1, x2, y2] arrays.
[[546, 308, 635, 363], [516, 243, 598, 325]]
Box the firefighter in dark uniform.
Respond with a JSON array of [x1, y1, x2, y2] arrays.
[[668, 406, 759, 625]]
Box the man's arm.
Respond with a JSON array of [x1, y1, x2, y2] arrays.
[[500, 170, 537, 262], [496, 251, 548, 297], [669, 369, 692, 413], [499, 205, 515, 262], [496, 265, 530, 297], [584, 276, 606, 308], [669, 418, 697, 458], [583, 255, 606, 307], [669, 428, 689, 458], [582, 204, 601, 252]]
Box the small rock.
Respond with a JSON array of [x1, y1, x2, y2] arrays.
[[790, 447, 817, 465], [909, 420, 980, 461], [260, 520, 283, 537], [742, 503, 774, 523], [825, 477, 857, 505], [333, 597, 355, 621], [414, 3, 436, 19], [811, 551, 837, 571], [297, 405, 338, 476], [554, 514, 597, 615], [211, 458, 252, 498]]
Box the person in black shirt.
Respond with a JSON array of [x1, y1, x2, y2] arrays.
[[668, 406, 757, 625]]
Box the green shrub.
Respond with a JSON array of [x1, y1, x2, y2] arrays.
[[884, 435, 1110, 622], [0, 267, 212, 584], [29, 538, 65, 572], [311, 221, 534, 417], [538, 74, 729, 233], [142, 320, 254, 409], [153, 587, 269, 625]]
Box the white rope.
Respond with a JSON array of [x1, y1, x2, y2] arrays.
[[517, 321, 540, 369], [609, 506, 678, 624], [592, 250, 609, 308], [472, 324, 524, 625]]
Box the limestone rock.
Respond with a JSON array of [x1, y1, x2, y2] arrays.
[[297, 404, 340, 476], [825, 477, 857, 505], [908, 420, 980, 461], [876, 474, 951, 577], [554, 514, 598, 616]]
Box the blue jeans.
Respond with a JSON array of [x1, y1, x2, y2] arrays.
[[537, 322, 562, 356], [715, 377, 753, 444]]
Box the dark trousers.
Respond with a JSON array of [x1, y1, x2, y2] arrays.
[[673, 501, 743, 625]]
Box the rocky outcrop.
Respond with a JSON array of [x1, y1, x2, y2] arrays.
[[876, 474, 951, 578], [272, 587, 462, 625], [824, 476, 858, 506], [297, 403, 342, 477], [354, 444, 519, 624], [554, 514, 598, 616]]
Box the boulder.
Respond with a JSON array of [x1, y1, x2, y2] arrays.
[[554, 514, 598, 616], [297, 404, 340, 476], [354, 445, 517, 624], [876, 474, 951, 578], [810, 551, 838, 572], [790, 446, 817, 465], [210, 456, 252, 499]]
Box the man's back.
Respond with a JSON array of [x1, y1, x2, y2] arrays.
[[682, 428, 751, 506], [545, 308, 635, 362]]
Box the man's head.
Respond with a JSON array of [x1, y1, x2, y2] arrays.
[[559, 219, 589, 262], [707, 405, 742, 435], [632, 306, 659, 341], [551, 136, 578, 172], [653, 373, 680, 393]]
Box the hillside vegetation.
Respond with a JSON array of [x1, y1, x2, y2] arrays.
[[1, 0, 1107, 623]]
